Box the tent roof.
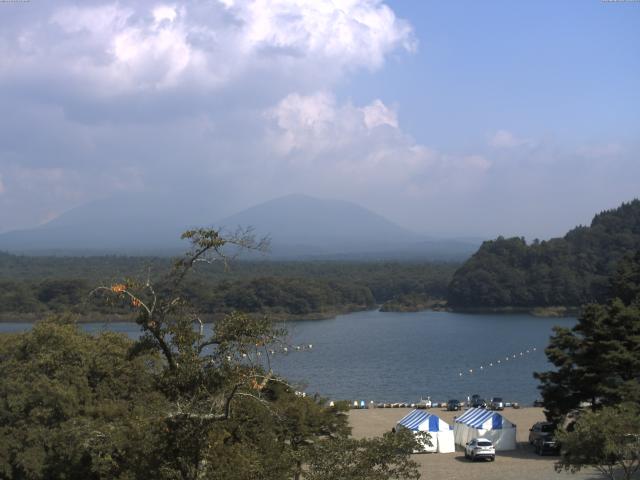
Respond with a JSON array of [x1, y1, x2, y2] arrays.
[[397, 410, 450, 431], [454, 408, 513, 430]]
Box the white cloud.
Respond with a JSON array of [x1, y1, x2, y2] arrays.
[[362, 99, 398, 129], [153, 5, 178, 24], [236, 0, 416, 70], [15, 0, 415, 95], [488, 129, 533, 149], [264, 92, 491, 204]]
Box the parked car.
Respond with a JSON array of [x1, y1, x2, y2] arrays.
[[446, 399, 461, 411], [533, 434, 561, 456], [464, 438, 495, 461], [489, 397, 504, 410], [470, 394, 487, 409], [529, 421, 556, 444]]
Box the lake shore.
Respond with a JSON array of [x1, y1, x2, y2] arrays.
[[449, 306, 580, 317], [0, 305, 372, 323], [348, 407, 599, 480]]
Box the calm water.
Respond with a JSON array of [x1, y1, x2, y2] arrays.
[[0, 310, 574, 405]]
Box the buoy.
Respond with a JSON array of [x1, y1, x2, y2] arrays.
[[489, 363, 493, 367], [308, 344, 313, 349], [459, 372, 463, 376]]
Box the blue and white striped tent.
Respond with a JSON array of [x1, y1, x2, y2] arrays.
[[397, 410, 455, 453], [453, 407, 516, 451]]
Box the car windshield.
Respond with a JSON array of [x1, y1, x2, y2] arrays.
[[541, 424, 555, 433], [493, 397, 502, 402], [477, 441, 492, 447]]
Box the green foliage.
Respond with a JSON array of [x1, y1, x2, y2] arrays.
[[555, 403, 640, 480], [0, 254, 457, 319], [304, 429, 421, 480], [0, 316, 165, 480], [535, 252, 640, 423], [449, 199, 640, 308], [0, 229, 423, 480]]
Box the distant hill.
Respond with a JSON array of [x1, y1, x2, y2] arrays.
[[0, 191, 220, 255], [448, 199, 640, 308], [0, 193, 479, 260], [218, 194, 423, 257]]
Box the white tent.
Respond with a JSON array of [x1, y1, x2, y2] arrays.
[[453, 408, 517, 451], [397, 410, 455, 453]]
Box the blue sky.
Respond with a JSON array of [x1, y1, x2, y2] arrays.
[[343, 0, 640, 146], [0, 0, 638, 239]]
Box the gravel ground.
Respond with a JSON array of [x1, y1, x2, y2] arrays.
[[348, 407, 605, 480]]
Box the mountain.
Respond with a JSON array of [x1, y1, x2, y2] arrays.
[[0, 192, 479, 260], [0, 191, 221, 255], [218, 194, 481, 259], [448, 199, 640, 308], [218, 194, 417, 254]]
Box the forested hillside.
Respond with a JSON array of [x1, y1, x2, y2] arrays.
[[448, 200, 640, 308], [0, 255, 456, 319]]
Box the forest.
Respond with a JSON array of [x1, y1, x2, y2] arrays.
[[448, 200, 640, 308], [0, 253, 457, 320]]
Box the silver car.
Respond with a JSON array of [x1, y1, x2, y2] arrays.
[[464, 438, 496, 461]]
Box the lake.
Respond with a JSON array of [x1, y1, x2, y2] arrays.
[[0, 310, 575, 405]]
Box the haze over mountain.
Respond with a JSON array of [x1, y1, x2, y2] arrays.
[[0, 191, 220, 254], [0, 193, 480, 260]]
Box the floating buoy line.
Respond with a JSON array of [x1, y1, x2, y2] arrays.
[[265, 343, 313, 356], [223, 343, 314, 362], [456, 347, 538, 377]]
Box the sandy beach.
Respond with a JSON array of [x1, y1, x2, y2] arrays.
[[349, 407, 604, 480]]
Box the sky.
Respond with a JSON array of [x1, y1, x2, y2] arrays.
[[0, 0, 638, 240]]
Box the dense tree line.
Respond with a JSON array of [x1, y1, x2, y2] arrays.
[[0, 255, 457, 319], [448, 200, 640, 308], [0, 229, 423, 479]]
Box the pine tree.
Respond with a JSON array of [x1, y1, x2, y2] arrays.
[[535, 252, 640, 423]]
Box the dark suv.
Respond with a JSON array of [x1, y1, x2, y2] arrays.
[[533, 434, 560, 455], [446, 399, 461, 411], [470, 394, 487, 409], [529, 421, 556, 444]]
